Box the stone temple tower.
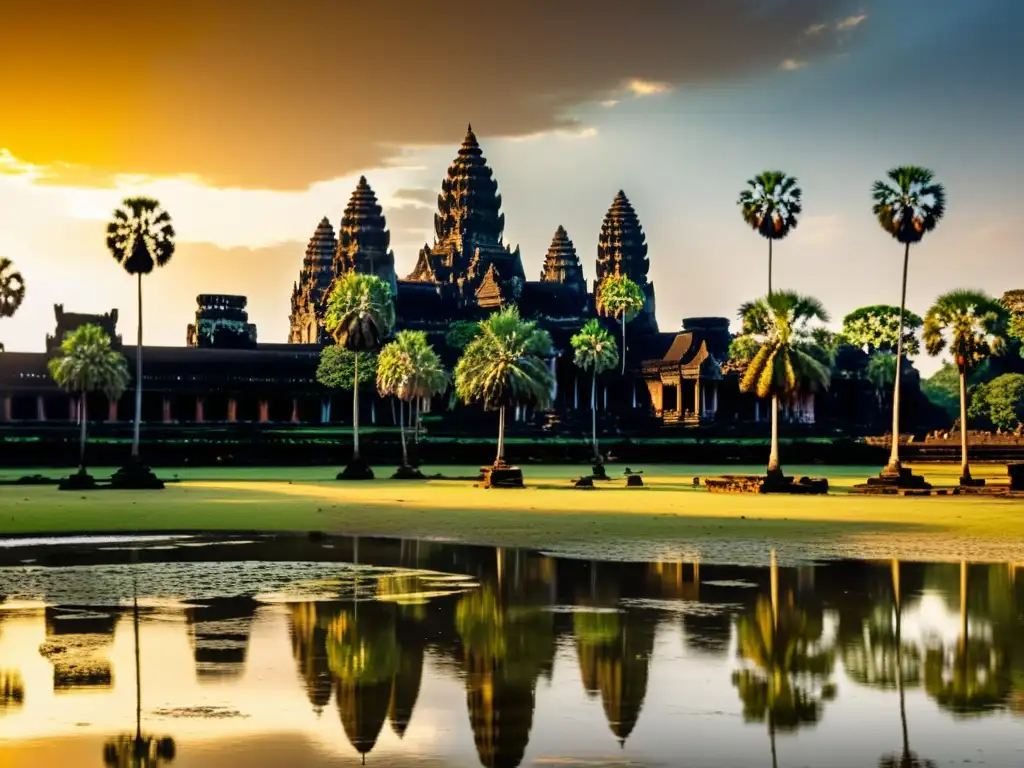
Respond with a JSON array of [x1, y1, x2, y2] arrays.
[[407, 125, 526, 310], [593, 190, 658, 333], [333, 176, 398, 295], [289, 217, 337, 343]]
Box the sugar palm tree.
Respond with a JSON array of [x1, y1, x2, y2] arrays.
[[454, 307, 553, 468], [570, 319, 619, 466], [872, 167, 946, 478], [0, 257, 26, 352], [923, 290, 1008, 485], [738, 171, 802, 296], [398, 331, 448, 457], [106, 198, 174, 487], [376, 340, 414, 471], [324, 272, 396, 480], [738, 291, 831, 478], [48, 323, 130, 487], [596, 274, 644, 374]]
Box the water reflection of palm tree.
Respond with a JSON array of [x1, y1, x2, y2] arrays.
[[102, 576, 176, 767], [0, 669, 24, 714], [924, 560, 1011, 715], [875, 561, 935, 768], [456, 582, 553, 768], [732, 556, 835, 768]]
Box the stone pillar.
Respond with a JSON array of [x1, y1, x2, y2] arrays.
[[36, 396, 46, 422], [694, 379, 701, 417], [226, 397, 237, 422], [573, 376, 579, 410], [195, 397, 205, 424], [320, 397, 331, 424], [602, 386, 607, 410], [711, 383, 719, 418], [291, 398, 300, 423], [754, 399, 760, 422], [258, 400, 269, 423], [1, 395, 11, 422], [107, 398, 118, 422], [162, 397, 172, 423], [632, 386, 637, 409]]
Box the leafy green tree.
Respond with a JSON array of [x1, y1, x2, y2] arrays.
[[921, 363, 961, 422], [316, 346, 378, 390], [596, 274, 644, 374], [105, 198, 175, 463], [871, 167, 945, 476], [445, 320, 481, 352], [0, 257, 26, 353], [454, 307, 553, 467], [843, 305, 924, 356], [399, 330, 448, 448], [376, 340, 415, 468], [923, 290, 1008, 483], [1001, 290, 1024, 352], [48, 324, 130, 476], [733, 595, 835, 768], [738, 292, 831, 477], [570, 319, 619, 464], [323, 272, 395, 474], [866, 353, 899, 416], [968, 374, 1024, 431], [738, 171, 802, 296]]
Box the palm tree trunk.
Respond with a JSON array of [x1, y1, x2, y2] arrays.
[[133, 574, 142, 742], [620, 313, 627, 375], [132, 273, 143, 459], [78, 393, 87, 473], [398, 398, 409, 467], [591, 368, 599, 462], [895, 561, 910, 763], [767, 394, 781, 476], [496, 405, 506, 465], [352, 353, 361, 461], [768, 239, 773, 298], [886, 242, 911, 473], [769, 715, 778, 768], [414, 397, 421, 444], [959, 368, 971, 482]]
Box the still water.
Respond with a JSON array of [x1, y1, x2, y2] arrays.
[[0, 535, 1022, 767]]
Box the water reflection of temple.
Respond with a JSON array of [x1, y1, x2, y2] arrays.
[[184, 597, 257, 680], [40, 605, 117, 692]]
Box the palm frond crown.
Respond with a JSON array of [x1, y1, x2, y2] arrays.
[[105, 197, 176, 275], [48, 323, 129, 399], [737, 170, 803, 240], [324, 272, 396, 352], [871, 166, 946, 245], [570, 319, 619, 374], [596, 274, 644, 321], [454, 306, 554, 410], [736, 290, 832, 400], [923, 289, 1008, 371]]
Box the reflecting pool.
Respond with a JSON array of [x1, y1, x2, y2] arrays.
[[0, 534, 1022, 766]]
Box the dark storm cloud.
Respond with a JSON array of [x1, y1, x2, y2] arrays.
[[0, 0, 869, 189]]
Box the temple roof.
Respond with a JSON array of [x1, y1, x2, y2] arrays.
[[595, 191, 650, 287], [540, 226, 586, 288]]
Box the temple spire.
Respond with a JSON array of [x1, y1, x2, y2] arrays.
[[540, 225, 586, 292], [334, 176, 397, 294]]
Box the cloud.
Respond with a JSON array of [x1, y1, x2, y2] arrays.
[[385, 204, 433, 243], [805, 23, 827, 35], [392, 188, 436, 206], [837, 14, 867, 29], [600, 99, 620, 108], [0, 1, 865, 191], [780, 59, 808, 71], [626, 78, 672, 97]]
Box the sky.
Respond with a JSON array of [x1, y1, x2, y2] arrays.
[[1, 0, 1022, 374]]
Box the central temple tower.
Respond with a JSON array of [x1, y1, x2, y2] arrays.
[[407, 125, 525, 310]]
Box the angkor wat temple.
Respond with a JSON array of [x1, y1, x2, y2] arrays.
[[0, 126, 941, 439]]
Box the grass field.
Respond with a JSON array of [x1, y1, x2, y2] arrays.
[[1, 462, 1022, 564]]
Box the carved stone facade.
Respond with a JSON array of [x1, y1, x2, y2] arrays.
[[593, 190, 657, 334], [47, 305, 121, 352]]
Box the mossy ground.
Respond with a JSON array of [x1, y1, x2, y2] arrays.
[[0, 463, 1021, 564]]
